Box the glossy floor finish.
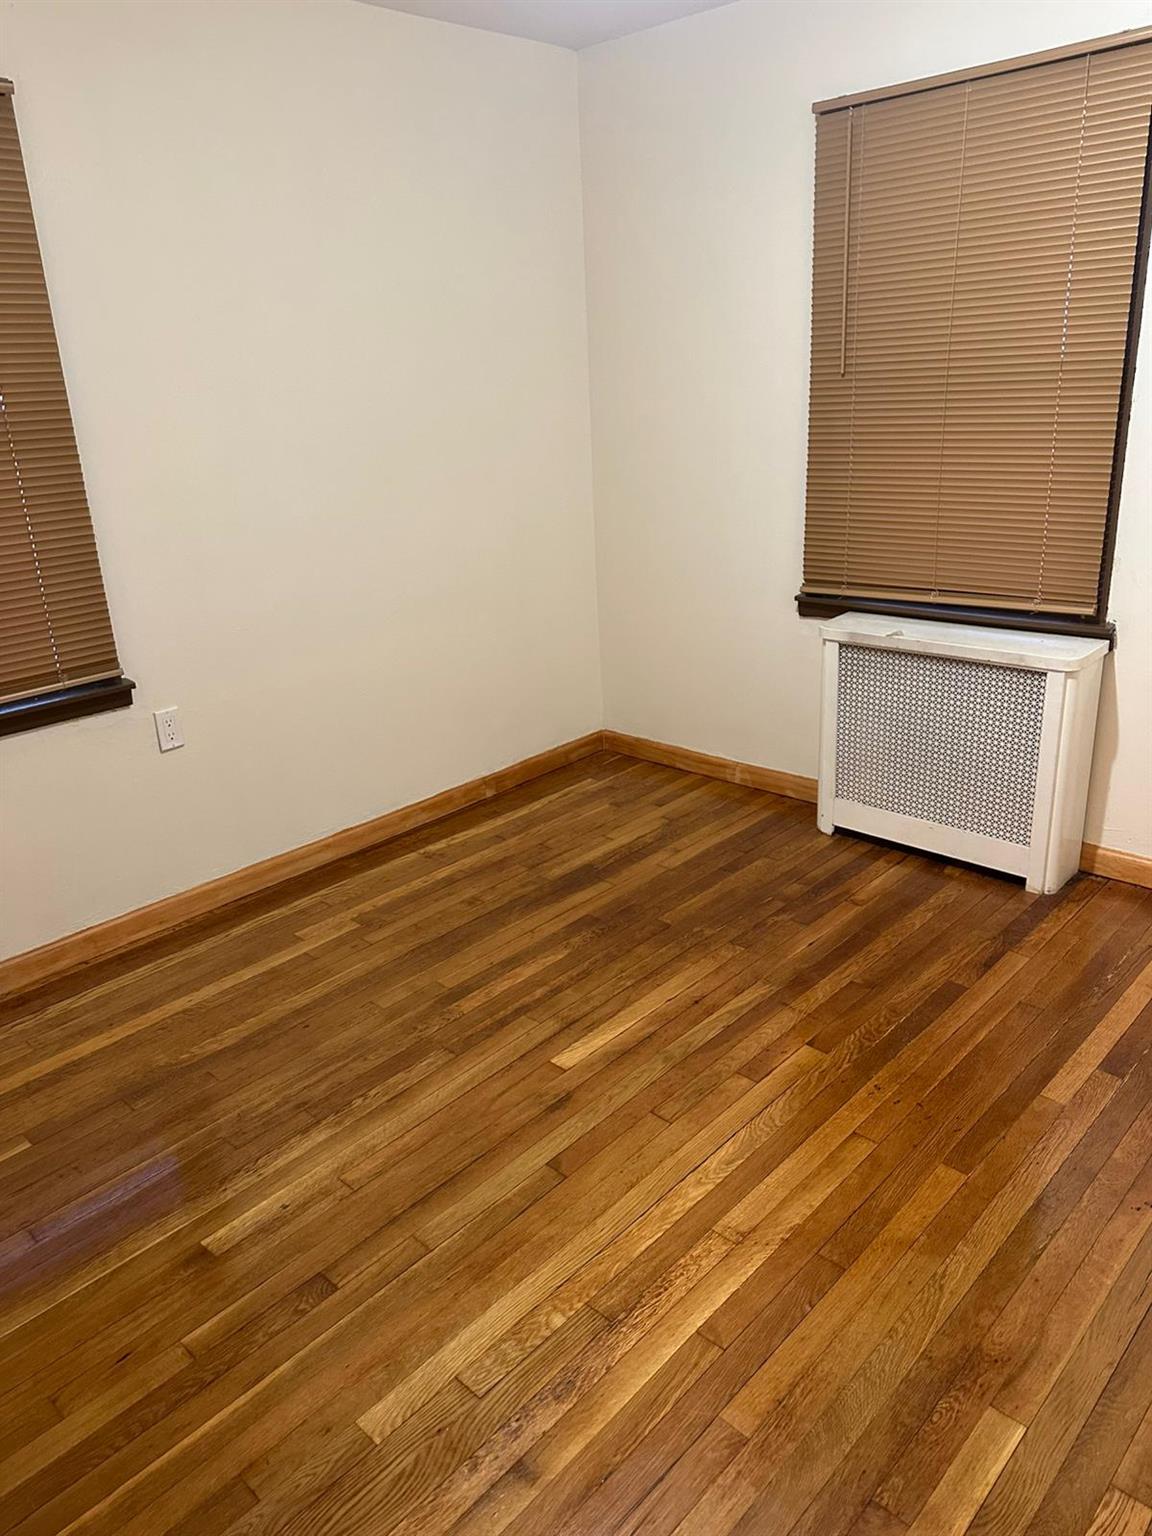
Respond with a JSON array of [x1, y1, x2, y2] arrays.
[[3, 753, 1152, 1536]]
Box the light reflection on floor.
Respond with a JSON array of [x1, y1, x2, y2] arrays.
[[0, 1151, 186, 1301]]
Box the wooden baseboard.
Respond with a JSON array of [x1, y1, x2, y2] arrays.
[[0, 732, 603, 1002], [6, 725, 1148, 1000], [604, 729, 1152, 891], [1080, 842, 1152, 888], [602, 729, 818, 804]]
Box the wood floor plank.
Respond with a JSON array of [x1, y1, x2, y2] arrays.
[[903, 1407, 1023, 1536], [640, 1073, 1121, 1534], [964, 1223, 1152, 1536], [1, 754, 1150, 1536], [1084, 1488, 1152, 1536], [1117, 1402, 1152, 1509], [873, 1087, 1152, 1527]]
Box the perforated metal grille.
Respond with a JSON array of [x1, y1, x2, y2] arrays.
[[835, 645, 1046, 846]]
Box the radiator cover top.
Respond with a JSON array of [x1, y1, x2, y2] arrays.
[[834, 644, 1047, 846]]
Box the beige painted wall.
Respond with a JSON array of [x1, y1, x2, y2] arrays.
[[3, 0, 1149, 962], [580, 0, 1152, 861], [0, 0, 601, 959]]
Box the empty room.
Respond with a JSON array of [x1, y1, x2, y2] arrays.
[[2, 0, 1152, 1531]]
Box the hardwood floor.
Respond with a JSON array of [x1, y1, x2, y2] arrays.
[[2, 750, 1152, 1535]]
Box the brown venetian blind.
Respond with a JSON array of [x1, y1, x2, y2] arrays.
[[0, 83, 121, 705], [801, 36, 1152, 618]]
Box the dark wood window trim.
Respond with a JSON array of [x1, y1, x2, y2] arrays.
[[0, 677, 136, 739], [1094, 105, 1152, 629], [796, 595, 1117, 645]]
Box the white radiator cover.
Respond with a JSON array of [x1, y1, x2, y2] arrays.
[[818, 614, 1108, 894]]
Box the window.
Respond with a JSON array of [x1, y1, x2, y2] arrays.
[[797, 30, 1152, 638], [0, 81, 131, 736]]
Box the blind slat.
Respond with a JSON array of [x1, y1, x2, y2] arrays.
[[0, 92, 120, 703], [801, 42, 1152, 619]]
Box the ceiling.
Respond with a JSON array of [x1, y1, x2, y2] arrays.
[[355, 0, 739, 50]]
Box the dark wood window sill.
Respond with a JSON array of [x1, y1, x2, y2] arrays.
[[0, 677, 136, 738], [796, 594, 1117, 647]]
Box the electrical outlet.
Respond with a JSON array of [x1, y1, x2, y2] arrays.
[[153, 706, 184, 753]]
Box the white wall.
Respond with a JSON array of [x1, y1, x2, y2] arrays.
[[0, 0, 601, 959], [580, 0, 1152, 860]]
